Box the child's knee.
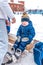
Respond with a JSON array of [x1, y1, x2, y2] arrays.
[[13, 44, 18, 49], [13, 41, 19, 50], [18, 45, 25, 52], [18, 42, 28, 52], [20, 42, 27, 47]]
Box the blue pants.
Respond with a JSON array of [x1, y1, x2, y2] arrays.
[[13, 40, 29, 52]]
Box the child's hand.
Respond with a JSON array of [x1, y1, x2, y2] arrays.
[[22, 37, 29, 42], [17, 36, 21, 42], [6, 20, 10, 26], [12, 18, 16, 24]]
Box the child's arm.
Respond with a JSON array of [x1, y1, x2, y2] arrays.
[[17, 25, 21, 37], [16, 25, 21, 42], [29, 26, 35, 39], [28, 21, 35, 42]]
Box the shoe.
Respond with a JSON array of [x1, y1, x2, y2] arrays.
[[5, 59, 13, 64], [5, 52, 13, 64], [11, 47, 15, 54], [15, 49, 22, 59], [2, 59, 13, 65], [6, 52, 12, 60], [11, 47, 14, 50]]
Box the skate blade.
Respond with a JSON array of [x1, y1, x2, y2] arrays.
[[12, 55, 17, 63], [6, 53, 12, 60]]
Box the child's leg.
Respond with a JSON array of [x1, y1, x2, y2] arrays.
[[14, 42, 28, 59], [13, 40, 20, 51], [10, 42, 27, 63], [15, 48, 22, 58], [2, 41, 20, 64], [10, 42, 28, 63], [13, 42, 27, 59], [18, 42, 28, 52]]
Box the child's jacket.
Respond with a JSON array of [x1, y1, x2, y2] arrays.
[[17, 20, 35, 44]]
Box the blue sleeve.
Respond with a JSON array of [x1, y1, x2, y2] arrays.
[[6, 17, 10, 33], [6, 26, 10, 33], [28, 21, 35, 42], [8, 17, 10, 22], [17, 25, 21, 36]]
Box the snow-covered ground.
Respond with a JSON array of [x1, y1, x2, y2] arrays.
[[3, 44, 37, 65], [6, 52, 37, 65]]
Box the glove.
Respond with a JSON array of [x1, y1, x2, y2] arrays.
[[22, 37, 29, 42], [17, 36, 21, 42]]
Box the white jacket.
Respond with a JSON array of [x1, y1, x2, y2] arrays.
[[0, 0, 15, 20]]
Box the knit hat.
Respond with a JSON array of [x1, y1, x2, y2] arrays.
[[21, 12, 29, 22]]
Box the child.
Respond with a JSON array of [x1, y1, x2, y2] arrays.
[[11, 12, 35, 62], [4, 12, 35, 64]]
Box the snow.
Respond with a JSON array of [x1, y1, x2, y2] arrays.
[[3, 47, 37, 65], [8, 52, 37, 65]]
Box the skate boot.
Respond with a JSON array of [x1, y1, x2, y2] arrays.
[[2, 52, 13, 65], [12, 49, 22, 63]]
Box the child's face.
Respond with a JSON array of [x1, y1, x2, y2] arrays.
[[21, 21, 29, 26]]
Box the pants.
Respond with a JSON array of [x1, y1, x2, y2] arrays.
[[0, 19, 8, 65], [13, 40, 29, 52]]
